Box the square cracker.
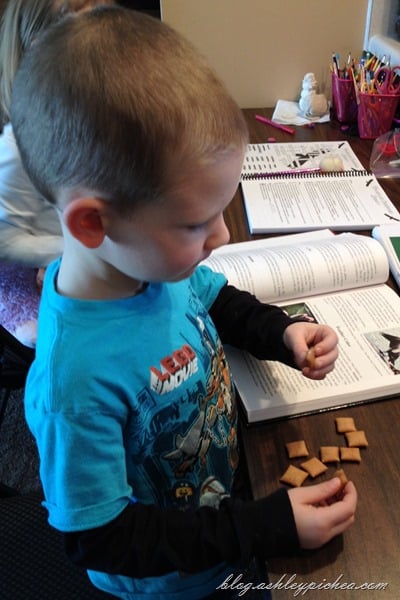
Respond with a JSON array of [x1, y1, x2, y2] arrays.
[[340, 447, 361, 462], [285, 440, 309, 459], [345, 430, 368, 448], [334, 468, 348, 487], [335, 417, 356, 433], [320, 446, 340, 463], [280, 465, 309, 487], [300, 457, 328, 478]]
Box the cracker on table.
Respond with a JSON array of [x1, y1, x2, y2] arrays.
[[300, 457, 328, 478], [280, 464, 309, 487], [345, 430, 368, 448], [340, 447, 362, 462], [320, 446, 340, 463], [285, 440, 309, 459], [335, 417, 356, 433]]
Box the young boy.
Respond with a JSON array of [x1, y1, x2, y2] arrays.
[[12, 7, 357, 599]]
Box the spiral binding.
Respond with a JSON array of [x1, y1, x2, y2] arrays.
[[241, 168, 370, 180]]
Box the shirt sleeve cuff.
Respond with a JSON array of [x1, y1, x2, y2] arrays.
[[227, 487, 300, 561]]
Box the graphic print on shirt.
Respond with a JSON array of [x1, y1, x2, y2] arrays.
[[126, 295, 238, 512], [150, 343, 198, 395]]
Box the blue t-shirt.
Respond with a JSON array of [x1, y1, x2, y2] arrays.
[[25, 261, 238, 599]]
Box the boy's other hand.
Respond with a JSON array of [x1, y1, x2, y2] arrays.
[[288, 478, 358, 549]]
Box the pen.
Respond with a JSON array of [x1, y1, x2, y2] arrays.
[[331, 53, 338, 76], [255, 114, 295, 135]]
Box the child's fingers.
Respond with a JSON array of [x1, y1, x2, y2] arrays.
[[302, 364, 335, 379], [292, 477, 343, 505], [289, 479, 357, 548], [291, 478, 357, 513], [302, 349, 338, 378], [326, 511, 356, 539], [311, 481, 358, 534], [329, 481, 358, 524]]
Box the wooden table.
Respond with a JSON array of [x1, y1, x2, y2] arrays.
[[228, 109, 400, 599]]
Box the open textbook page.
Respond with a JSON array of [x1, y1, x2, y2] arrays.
[[202, 229, 389, 303], [225, 285, 400, 423], [203, 231, 400, 423]]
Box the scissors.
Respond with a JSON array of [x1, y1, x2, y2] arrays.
[[373, 66, 400, 95]]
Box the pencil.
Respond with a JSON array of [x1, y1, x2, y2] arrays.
[[255, 114, 295, 135]]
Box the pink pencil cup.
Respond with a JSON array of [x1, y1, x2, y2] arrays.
[[357, 92, 400, 139], [331, 72, 357, 123]]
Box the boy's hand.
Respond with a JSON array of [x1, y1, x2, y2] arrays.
[[283, 322, 339, 380], [288, 478, 357, 549]]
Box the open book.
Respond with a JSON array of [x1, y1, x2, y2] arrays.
[[241, 141, 400, 234], [203, 229, 400, 423]]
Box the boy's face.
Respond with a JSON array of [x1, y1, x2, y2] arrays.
[[99, 147, 245, 285]]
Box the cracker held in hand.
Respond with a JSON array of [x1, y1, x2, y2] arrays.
[[306, 346, 316, 368], [285, 440, 309, 459], [280, 465, 309, 487], [334, 468, 348, 487]]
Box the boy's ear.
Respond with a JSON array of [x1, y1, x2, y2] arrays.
[[62, 198, 108, 248]]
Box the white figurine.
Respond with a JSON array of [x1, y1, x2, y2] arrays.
[[299, 72, 329, 118]]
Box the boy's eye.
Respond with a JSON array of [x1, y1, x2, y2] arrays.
[[185, 223, 206, 231]]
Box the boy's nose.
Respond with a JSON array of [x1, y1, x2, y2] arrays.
[[205, 215, 230, 251]]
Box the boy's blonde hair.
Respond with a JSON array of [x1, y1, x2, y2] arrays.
[[0, 0, 114, 121], [11, 7, 248, 213]]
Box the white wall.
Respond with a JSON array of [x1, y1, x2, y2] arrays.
[[161, 0, 369, 108]]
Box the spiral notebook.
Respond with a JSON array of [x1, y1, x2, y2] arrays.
[[240, 141, 400, 233]]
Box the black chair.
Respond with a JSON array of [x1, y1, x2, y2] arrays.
[[0, 266, 115, 598], [0, 326, 114, 598], [0, 488, 115, 600], [0, 324, 35, 431]]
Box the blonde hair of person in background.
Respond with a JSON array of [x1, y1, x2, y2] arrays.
[[0, 0, 115, 122], [0, 0, 114, 349]]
